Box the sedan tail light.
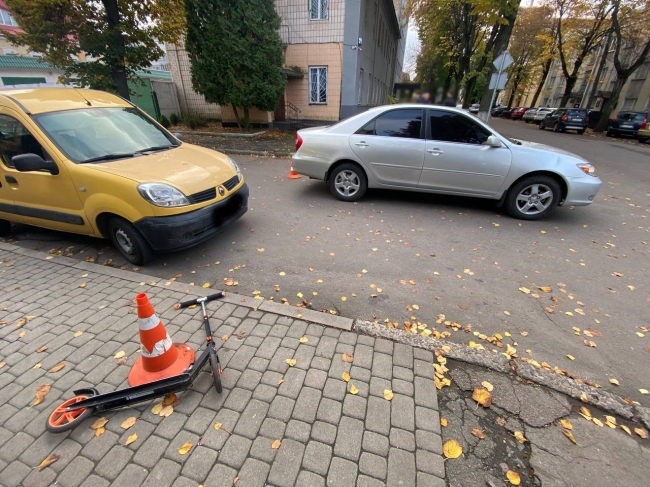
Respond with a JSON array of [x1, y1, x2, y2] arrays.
[[296, 133, 303, 151], [641, 119, 648, 129], [586, 117, 589, 123], [561, 115, 568, 121]]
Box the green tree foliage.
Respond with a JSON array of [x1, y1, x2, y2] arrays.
[[184, 0, 286, 130], [5, 0, 185, 100]]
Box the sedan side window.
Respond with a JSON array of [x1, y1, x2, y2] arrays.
[[428, 110, 491, 145], [356, 109, 423, 139], [0, 114, 49, 168]]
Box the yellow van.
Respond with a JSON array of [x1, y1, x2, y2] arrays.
[[0, 88, 248, 265]]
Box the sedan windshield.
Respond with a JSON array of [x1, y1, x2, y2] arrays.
[[33, 107, 179, 163]]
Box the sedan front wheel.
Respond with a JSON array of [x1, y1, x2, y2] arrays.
[[328, 163, 367, 202], [505, 176, 561, 220]]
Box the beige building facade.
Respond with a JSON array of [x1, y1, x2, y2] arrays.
[[168, 0, 407, 124]]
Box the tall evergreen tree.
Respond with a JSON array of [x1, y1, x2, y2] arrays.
[[184, 0, 286, 129]]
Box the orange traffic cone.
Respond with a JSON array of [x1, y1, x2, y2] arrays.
[[287, 162, 301, 179], [128, 293, 195, 386]]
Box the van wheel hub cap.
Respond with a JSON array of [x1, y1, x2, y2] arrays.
[[115, 229, 134, 255]]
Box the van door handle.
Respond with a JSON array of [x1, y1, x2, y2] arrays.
[[5, 175, 17, 184]]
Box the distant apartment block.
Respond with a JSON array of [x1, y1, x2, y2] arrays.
[[167, 0, 408, 123]]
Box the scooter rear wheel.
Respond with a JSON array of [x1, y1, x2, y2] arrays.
[[209, 348, 223, 394], [46, 392, 96, 433]]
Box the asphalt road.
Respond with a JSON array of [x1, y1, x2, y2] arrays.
[[4, 118, 649, 405]]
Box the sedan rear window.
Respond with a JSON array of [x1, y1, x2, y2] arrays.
[[567, 110, 587, 117], [617, 112, 647, 122]]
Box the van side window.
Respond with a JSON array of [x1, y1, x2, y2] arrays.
[[0, 114, 48, 168]]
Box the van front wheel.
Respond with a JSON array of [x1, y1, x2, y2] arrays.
[[0, 219, 10, 237], [107, 216, 154, 265]]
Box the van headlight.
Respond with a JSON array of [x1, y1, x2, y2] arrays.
[[228, 156, 242, 181], [138, 183, 190, 207]]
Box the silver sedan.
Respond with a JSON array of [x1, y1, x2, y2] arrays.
[[292, 105, 602, 220]]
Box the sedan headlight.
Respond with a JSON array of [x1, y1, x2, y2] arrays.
[[138, 183, 190, 207], [577, 163, 597, 176], [227, 156, 242, 181]]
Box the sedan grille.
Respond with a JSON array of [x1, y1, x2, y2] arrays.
[[223, 175, 239, 191], [189, 187, 216, 204]]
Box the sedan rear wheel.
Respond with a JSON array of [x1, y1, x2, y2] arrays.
[[538, 122, 545, 130], [505, 176, 561, 220], [329, 163, 367, 202]]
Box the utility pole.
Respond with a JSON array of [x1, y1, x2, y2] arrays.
[[586, 29, 613, 110]]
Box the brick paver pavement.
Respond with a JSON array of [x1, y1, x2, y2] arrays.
[[0, 245, 444, 487]]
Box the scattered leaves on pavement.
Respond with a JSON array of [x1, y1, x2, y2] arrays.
[[635, 428, 649, 439], [121, 417, 137, 429], [299, 336, 308, 343], [513, 431, 527, 444], [214, 422, 223, 430], [33, 383, 51, 406], [159, 405, 174, 417], [342, 371, 351, 382], [114, 351, 126, 359], [151, 403, 163, 415], [202, 283, 211, 288], [442, 439, 463, 459], [383, 389, 394, 401], [95, 427, 105, 437], [481, 381, 494, 392], [472, 388, 492, 407], [440, 418, 448, 427], [620, 425, 632, 436], [506, 470, 521, 485], [162, 394, 177, 407], [73, 331, 83, 338], [341, 353, 354, 363], [640, 389, 649, 395], [36, 453, 60, 471], [609, 378, 619, 386], [285, 358, 297, 367], [36, 345, 48, 353], [471, 428, 486, 439], [349, 383, 359, 395], [125, 433, 138, 445], [271, 439, 282, 449], [562, 428, 578, 444], [560, 419, 573, 430], [178, 442, 193, 455], [91, 417, 109, 430]]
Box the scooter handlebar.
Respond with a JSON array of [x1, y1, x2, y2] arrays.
[[175, 292, 225, 309]]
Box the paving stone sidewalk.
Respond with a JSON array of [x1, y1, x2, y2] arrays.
[[0, 246, 445, 487]]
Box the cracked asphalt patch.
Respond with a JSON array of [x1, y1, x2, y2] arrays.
[[440, 359, 650, 487]]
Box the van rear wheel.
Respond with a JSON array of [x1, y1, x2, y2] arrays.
[[0, 219, 10, 237], [107, 216, 154, 266]]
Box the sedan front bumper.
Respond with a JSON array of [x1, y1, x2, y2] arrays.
[[135, 184, 249, 252], [564, 176, 602, 206]]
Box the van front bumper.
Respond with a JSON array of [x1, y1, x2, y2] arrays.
[[134, 183, 249, 252]]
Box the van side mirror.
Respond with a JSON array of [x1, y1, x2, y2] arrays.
[[172, 132, 184, 142], [486, 135, 503, 148], [12, 153, 59, 175]]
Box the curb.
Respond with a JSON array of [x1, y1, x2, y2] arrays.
[[175, 130, 267, 138], [0, 242, 352, 332], [354, 320, 650, 429]]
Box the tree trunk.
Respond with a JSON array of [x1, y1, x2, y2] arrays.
[[530, 58, 552, 107], [102, 0, 130, 100], [594, 76, 626, 132], [560, 75, 577, 107], [243, 107, 250, 130], [232, 104, 243, 132]]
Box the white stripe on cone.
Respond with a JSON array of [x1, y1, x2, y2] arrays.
[[141, 335, 173, 357], [138, 314, 161, 331]]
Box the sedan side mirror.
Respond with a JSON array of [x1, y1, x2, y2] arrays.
[[12, 153, 59, 175], [486, 135, 503, 148]]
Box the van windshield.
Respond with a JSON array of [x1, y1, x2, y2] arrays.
[[33, 107, 179, 163]]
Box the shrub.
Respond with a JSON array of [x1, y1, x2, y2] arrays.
[[158, 115, 171, 128], [169, 113, 179, 125], [183, 115, 208, 129]]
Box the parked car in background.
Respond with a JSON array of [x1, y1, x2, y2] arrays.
[[522, 108, 539, 123], [469, 103, 480, 114], [533, 108, 554, 124], [0, 88, 249, 265], [637, 126, 650, 143], [511, 107, 530, 120], [292, 104, 602, 220], [606, 111, 648, 138], [539, 108, 589, 134], [492, 106, 507, 117], [500, 108, 516, 119]]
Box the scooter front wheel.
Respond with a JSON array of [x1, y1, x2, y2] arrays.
[[46, 392, 96, 433]]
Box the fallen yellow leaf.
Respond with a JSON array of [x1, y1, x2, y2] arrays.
[[271, 439, 282, 449], [79, 282, 87, 288], [121, 417, 137, 429], [640, 389, 649, 395], [48, 362, 66, 373], [481, 381, 494, 392], [114, 351, 126, 359], [33, 383, 51, 406], [297, 292, 303, 298], [440, 418, 448, 427], [567, 355, 575, 360], [442, 439, 463, 459], [341, 353, 354, 363], [125, 433, 138, 445], [609, 378, 619, 386], [506, 470, 521, 485], [90, 417, 109, 430], [36, 345, 48, 353], [634, 428, 648, 439], [562, 428, 577, 444], [299, 336, 308, 343], [471, 428, 486, 439], [36, 453, 60, 471], [620, 425, 632, 436], [519, 287, 531, 294], [538, 286, 552, 293], [514, 431, 527, 444], [383, 389, 394, 401], [73, 331, 83, 338], [349, 383, 359, 395], [202, 283, 211, 288], [159, 405, 174, 417], [285, 358, 297, 367], [214, 422, 222, 430], [341, 296, 347, 301], [560, 419, 572, 430], [95, 426, 105, 437], [162, 393, 177, 407], [342, 371, 351, 382], [178, 442, 193, 455], [151, 402, 163, 415], [472, 388, 492, 407]]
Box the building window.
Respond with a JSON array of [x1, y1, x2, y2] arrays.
[[621, 98, 637, 110], [0, 9, 18, 27], [645, 97, 650, 111], [632, 63, 649, 80], [310, 0, 329, 20], [547, 76, 556, 88], [309, 67, 327, 104]]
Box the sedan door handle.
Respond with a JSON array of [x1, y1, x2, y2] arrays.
[[355, 142, 369, 147], [427, 148, 443, 155], [5, 175, 17, 184]]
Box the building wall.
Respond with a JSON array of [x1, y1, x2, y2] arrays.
[[0, 67, 60, 86], [166, 41, 222, 119], [277, 0, 346, 44], [284, 43, 343, 120]]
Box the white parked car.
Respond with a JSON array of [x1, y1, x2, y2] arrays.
[[292, 105, 602, 220], [522, 108, 539, 123], [469, 103, 480, 114], [533, 108, 554, 123]]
